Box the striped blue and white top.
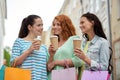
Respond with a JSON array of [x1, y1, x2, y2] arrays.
[[10, 38, 48, 80]]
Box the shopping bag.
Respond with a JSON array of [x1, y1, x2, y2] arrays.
[[51, 67, 76, 80], [4, 67, 31, 80], [0, 65, 6, 80], [81, 70, 109, 80], [4, 58, 31, 80]]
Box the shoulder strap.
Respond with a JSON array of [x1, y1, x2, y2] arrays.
[[108, 47, 113, 74]]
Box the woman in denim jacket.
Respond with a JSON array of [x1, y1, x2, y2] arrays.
[[74, 12, 110, 71]]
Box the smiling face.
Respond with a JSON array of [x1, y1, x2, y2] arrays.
[[28, 18, 43, 37], [52, 19, 62, 36], [80, 17, 94, 34]]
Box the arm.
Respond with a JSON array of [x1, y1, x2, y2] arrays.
[[48, 56, 84, 71], [48, 36, 84, 70], [47, 59, 74, 71], [74, 48, 91, 65], [53, 59, 74, 67], [71, 54, 84, 67], [11, 39, 40, 67], [12, 49, 32, 66], [47, 44, 57, 71], [47, 44, 74, 70], [75, 40, 110, 70], [53, 36, 83, 68], [47, 44, 56, 64], [90, 41, 110, 70], [47, 55, 84, 71]]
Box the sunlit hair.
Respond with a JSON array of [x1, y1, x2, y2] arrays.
[[81, 12, 107, 40], [18, 15, 41, 38], [52, 14, 76, 41]]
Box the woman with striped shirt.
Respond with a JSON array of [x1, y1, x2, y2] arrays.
[[10, 15, 48, 80]]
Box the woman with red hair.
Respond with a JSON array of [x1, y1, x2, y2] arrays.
[[47, 14, 83, 80]]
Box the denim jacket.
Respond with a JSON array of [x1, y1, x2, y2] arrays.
[[81, 35, 110, 71]]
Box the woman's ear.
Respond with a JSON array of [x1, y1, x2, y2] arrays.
[[28, 25, 32, 31], [91, 21, 94, 25]]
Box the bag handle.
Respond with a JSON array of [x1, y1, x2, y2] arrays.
[[98, 47, 113, 80], [108, 47, 113, 74], [64, 60, 69, 68], [12, 58, 18, 67], [98, 46, 113, 72]]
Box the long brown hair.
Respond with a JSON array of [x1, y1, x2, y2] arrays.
[[18, 15, 41, 38], [81, 12, 107, 40], [52, 14, 76, 41]]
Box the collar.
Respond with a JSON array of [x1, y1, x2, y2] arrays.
[[82, 35, 99, 49], [90, 35, 99, 44]]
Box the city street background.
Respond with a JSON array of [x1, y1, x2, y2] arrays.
[[0, 0, 120, 80], [4, 0, 64, 48]]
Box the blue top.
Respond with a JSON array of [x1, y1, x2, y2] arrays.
[[81, 35, 110, 71], [10, 38, 48, 80]]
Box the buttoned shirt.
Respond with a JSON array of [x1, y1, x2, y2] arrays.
[[81, 35, 110, 71]]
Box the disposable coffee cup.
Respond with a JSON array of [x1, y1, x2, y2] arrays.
[[73, 39, 81, 49], [34, 36, 41, 50], [50, 36, 58, 50]]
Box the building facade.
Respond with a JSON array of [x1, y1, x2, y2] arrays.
[[58, 0, 116, 80], [59, 0, 82, 36], [81, 0, 111, 41], [58, 0, 111, 41], [111, 0, 120, 79], [0, 0, 7, 68]]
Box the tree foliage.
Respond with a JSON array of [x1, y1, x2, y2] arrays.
[[4, 46, 11, 67]]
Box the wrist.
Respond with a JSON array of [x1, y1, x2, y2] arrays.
[[50, 52, 56, 57], [49, 56, 54, 61], [27, 48, 33, 53], [50, 54, 54, 57], [53, 60, 57, 66], [84, 57, 91, 65]]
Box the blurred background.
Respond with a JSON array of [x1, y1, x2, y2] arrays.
[[0, 0, 120, 80]]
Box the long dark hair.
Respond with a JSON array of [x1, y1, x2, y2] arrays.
[[82, 12, 113, 74], [81, 12, 107, 40], [18, 15, 41, 38]]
